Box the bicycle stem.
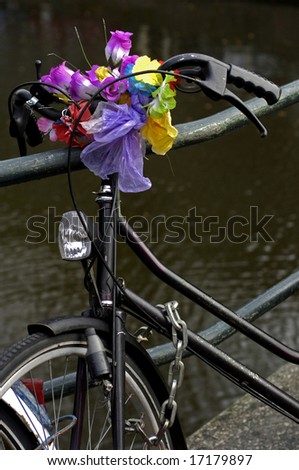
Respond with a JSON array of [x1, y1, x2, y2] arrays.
[[95, 180, 115, 307]]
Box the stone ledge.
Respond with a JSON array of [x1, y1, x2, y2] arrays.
[[187, 364, 299, 449]]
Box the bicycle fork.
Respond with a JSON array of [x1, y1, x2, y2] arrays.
[[70, 328, 112, 449]]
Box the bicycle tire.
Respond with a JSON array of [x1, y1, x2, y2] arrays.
[[0, 400, 38, 449], [0, 330, 185, 450]]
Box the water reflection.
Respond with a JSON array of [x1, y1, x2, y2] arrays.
[[0, 0, 299, 438]]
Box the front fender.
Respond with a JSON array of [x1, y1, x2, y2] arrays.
[[2, 312, 187, 449], [27, 312, 110, 336]]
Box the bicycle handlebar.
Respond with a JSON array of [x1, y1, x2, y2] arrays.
[[9, 52, 281, 155]]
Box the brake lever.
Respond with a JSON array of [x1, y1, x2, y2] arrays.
[[182, 59, 267, 136], [222, 88, 267, 137], [9, 98, 31, 156], [159, 53, 279, 136]]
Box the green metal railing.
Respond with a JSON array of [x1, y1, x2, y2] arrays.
[[1, 80, 299, 365], [1, 80, 299, 187]]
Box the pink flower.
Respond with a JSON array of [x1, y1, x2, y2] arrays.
[[37, 116, 58, 142], [105, 30, 133, 66]]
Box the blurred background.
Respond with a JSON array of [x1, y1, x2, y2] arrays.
[[0, 0, 299, 438]]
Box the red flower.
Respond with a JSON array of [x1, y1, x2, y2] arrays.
[[53, 101, 93, 148]]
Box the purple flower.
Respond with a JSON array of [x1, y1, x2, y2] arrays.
[[130, 93, 149, 122], [86, 65, 101, 87], [100, 76, 129, 102], [68, 70, 98, 101], [120, 54, 139, 75], [80, 102, 151, 192], [41, 62, 74, 94], [105, 30, 133, 66]]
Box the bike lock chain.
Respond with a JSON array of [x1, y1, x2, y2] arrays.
[[145, 300, 188, 448]]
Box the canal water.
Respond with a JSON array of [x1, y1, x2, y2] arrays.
[[0, 0, 299, 438]]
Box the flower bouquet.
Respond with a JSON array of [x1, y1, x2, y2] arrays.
[[38, 30, 178, 192]]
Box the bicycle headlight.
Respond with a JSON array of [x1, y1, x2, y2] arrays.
[[58, 211, 92, 261]]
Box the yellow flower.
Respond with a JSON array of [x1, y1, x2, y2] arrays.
[[142, 112, 178, 155], [132, 56, 162, 87], [95, 66, 111, 81]]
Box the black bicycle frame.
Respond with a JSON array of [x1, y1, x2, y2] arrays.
[[116, 213, 299, 425], [87, 174, 299, 448]]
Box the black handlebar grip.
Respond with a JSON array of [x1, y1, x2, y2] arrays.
[[33, 101, 62, 121], [228, 64, 281, 105]]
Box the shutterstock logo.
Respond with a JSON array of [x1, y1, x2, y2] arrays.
[[25, 205, 274, 245], [183, 205, 274, 244]]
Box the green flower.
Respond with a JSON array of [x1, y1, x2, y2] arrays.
[[147, 75, 177, 119]]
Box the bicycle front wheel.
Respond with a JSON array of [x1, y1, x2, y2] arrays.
[[0, 330, 185, 450]]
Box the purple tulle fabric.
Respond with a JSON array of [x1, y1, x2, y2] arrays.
[[80, 102, 151, 192]]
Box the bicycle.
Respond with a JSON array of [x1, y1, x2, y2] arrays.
[[1, 35, 297, 450]]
